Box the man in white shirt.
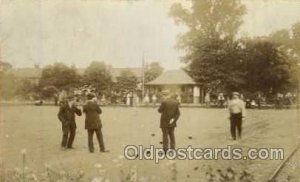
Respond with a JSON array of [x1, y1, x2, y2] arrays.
[[228, 92, 246, 140]]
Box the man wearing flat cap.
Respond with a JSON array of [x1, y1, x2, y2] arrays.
[[83, 93, 107, 153], [158, 91, 180, 152], [228, 92, 246, 140], [57, 94, 82, 149]]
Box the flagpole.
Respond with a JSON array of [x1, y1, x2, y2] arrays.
[[142, 54, 145, 99]]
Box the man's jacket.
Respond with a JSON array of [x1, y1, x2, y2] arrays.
[[83, 101, 102, 130], [57, 101, 82, 128], [158, 98, 180, 128]]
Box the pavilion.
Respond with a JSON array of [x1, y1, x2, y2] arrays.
[[145, 69, 204, 104]]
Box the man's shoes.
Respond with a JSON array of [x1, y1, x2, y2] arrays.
[[90, 150, 94, 153], [67, 146, 74, 149], [61, 145, 67, 150]]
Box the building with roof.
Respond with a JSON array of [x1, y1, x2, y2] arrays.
[[146, 69, 204, 104], [10, 67, 143, 85], [8, 67, 42, 85]]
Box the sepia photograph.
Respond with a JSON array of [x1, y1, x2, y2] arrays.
[[0, 0, 300, 181]]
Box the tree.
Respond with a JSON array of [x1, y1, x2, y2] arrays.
[[116, 69, 139, 93], [0, 61, 39, 100], [169, 0, 245, 47], [241, 38, 297, 93], [0, 62, 17, 100], [39, 63, 81, 91], [259, 23, 300, 93], [261, 23, 300, 94], [170, 1, 299, 94], [267, 22, 300, 57], [15, 78, 38, 100], [169, 0, 246, 92], [292, 22, 300, 56], [145, 62, 163, 83], [268, 29, 292, 47], [187, 37, 247, 92], [83, 61, 112, 94]]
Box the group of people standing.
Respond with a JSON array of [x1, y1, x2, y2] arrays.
[[274, 92, 297, 109], [204, 92, 227, 108], [57, 93, 108, 153], [56, 90, 245, 154]]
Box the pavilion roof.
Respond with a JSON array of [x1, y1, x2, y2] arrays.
[[146, 69, 197, 85]]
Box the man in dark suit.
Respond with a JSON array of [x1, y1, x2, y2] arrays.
[[57, 95, 82, 149], [83, 93, 107, 153], [158, 92, 180, 152]]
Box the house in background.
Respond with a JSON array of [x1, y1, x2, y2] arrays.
[[8, 66, 205, 103], [10, 67, 143, 86], [145, 69, 204, 104], [8, 66, 42, 85]]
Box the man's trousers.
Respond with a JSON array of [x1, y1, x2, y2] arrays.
[[230, 113, 242, 140], [87, 128, 105, 152], [161, 127, 175, 152], [61, 124, 76, 148]]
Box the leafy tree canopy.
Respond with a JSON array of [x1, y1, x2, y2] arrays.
[[240, 38, 298, 93], [170, 0, 299, 94], [145, 62, 163, 83], [169, 0, 246, 92], [83, 61, 112, 93], [116, 69, 139, 93], [39, 62, 81, 91]]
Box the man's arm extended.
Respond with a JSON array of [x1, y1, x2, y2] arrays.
[[74, 105, 82, 116]]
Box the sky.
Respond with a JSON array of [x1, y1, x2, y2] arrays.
[[1, 0, 300, 70]]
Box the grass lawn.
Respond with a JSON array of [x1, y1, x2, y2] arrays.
[[0, 105, 299, 181]]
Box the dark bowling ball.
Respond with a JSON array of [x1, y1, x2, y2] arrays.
[[151, 133, 155, 137], [188, 136, 193, 140]]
